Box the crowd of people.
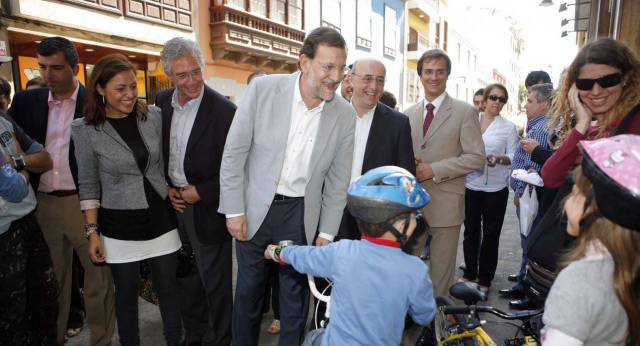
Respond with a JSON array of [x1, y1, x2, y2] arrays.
[[1, 25, 639, 346]]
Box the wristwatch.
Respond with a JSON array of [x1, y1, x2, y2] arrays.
[[11, 154, 25, 171], [85, 223, 99, 239]]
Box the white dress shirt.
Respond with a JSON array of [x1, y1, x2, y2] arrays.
[[465, 115, 519, 192], [422, 92, 446, 123], [276, 74, 324, 197], [168, 85, 205, 187], [350, 105, 376, 183]]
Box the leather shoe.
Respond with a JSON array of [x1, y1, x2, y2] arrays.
[[498, 287, 524, 299], [509, 297, 536, 310], [458, 263, 467, 270], [508, 274, 518, 282]]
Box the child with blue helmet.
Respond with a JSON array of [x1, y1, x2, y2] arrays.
[[265, 166, 437, 345]]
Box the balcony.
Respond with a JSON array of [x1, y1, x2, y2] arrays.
[[407, 0, 439, 21], [407, 31, 437, 61], [209, 4, 305, 71]]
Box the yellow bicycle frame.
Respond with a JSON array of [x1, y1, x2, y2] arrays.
[[436, 327, 539, 346]]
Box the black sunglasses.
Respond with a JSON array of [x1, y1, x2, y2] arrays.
[[488, 94, 508, 103], [575, 72, 623, 91]]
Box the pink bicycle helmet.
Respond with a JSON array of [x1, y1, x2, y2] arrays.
[[578, 134, 640, 231]]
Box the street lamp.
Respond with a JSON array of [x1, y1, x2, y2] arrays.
[[559, 1, 591, 12], [561, 17, 589, 26], [539, 0, 554, 6], [561, 30, 577, 37]]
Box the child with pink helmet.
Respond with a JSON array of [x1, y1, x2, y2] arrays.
[[542, 134, 640, 345]]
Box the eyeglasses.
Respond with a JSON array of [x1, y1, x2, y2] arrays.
[[575, 72, 623, 91], [314, 61, 349, 75], [174, 69, 203, 82], [488, 94, 508, 103], [352, 72, 386, 85], [422, 69, 448, 76]]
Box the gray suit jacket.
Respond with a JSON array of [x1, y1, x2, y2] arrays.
[[405, 93, 485, 227], [219, 73, 356, 244], [71, 106, 168, 209]]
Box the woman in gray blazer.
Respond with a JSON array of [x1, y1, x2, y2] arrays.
[[71, 54, 181, 346]]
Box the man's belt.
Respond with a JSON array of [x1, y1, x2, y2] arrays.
[[46, 190, 78, 197], [273, 194, 303, 202]]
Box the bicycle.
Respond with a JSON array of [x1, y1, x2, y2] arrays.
[[417, 282, 543, 346]]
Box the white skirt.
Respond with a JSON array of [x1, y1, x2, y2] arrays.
[[102, 229, 182, 264]]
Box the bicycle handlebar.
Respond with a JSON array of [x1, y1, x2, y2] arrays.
[[442, 305, 543, 320]]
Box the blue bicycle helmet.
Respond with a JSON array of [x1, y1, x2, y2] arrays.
[[348, 166, 430, 242]]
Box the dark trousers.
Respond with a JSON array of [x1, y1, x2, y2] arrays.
[[0, 213, 58, 346], [233, 198, 309, 346], [262, 261, 280, 319], [462, 187, 509, 287], [176, 204, 233, 345], [109, 251, 181, 346]]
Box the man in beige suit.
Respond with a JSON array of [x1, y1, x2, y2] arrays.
[[404, 49, 485, 297]]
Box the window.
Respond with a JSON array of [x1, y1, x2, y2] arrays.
[[407, 70, 423, 104], [457, 43, 461, 62], [270, 0, 285, 22], [250, 0, 267, 16], [227, 0, 245, 9], [288, 0, 303, 29], [467, 50, 471, 67], [322, 0, 341, 31], [474, 55, 477, 71], [384, 5, 396, 57], [356, 0, 372, 48], [443, 21, 449, 52], [435, 22, 440, 47]]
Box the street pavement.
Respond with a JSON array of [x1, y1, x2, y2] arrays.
[[67, 191, 527, 345]]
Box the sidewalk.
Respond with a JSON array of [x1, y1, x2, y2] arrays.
[[67, 191, 525, 345]]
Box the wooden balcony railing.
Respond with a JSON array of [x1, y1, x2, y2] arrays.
[[210, 4, 305, 63]]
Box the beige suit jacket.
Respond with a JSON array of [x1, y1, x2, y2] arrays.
[[405, 93, 485, 228]]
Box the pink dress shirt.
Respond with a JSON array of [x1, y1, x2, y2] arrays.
[[38, 82, 80, 192]]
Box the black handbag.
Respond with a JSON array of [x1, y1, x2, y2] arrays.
[[176, 243, 195, 278]]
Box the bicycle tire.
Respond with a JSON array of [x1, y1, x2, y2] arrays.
[[430, 296, 479, 346]]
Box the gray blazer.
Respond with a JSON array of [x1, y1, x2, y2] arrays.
[[219, 72, 356, 244], [71, 106, 168, 209]]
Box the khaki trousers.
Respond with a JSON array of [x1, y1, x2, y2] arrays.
[[35, 193, 115, 346], [407, 222, 462, 298]]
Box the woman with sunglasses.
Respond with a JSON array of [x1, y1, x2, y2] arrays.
[[460, 83, 518, 293], [541, 38, 640, 188]]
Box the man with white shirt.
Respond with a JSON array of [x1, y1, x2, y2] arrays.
[[8, 37, 116, 346], [403, 49, 485, 298], [337, 57, 415, 240], [219, 27, 355, 345], [157, 37, 236, 346]]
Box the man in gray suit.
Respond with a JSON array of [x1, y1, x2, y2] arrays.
[[404, 49, 485, 298], [219, 27, 355, 346]]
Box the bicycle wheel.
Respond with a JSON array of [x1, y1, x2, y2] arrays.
[[429, 296, 478, 346]]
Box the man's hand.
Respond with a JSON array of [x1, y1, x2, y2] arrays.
[[180, 185, 201, 204], [415, 156, 434, 182], [227, 215, 248, 242], [519, 139, 539, 154], [315, 237, 331, 247], [167, 187, 186, 213], [514, 195, 520, 207], [486, 155, 498, 168]]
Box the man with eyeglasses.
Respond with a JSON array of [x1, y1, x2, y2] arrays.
[[219, 27, 355, 345], [340, 63, 353, 101], [338, 57, 415, 240], [156, 37, 237, 346], [403, 49, 485, 299], [473, 88, 485, 113]]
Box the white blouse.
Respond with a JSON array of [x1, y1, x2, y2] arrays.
[[465, 115, 519, 192]]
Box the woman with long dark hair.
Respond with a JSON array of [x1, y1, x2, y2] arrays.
[[71, 54, 181, 346]]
